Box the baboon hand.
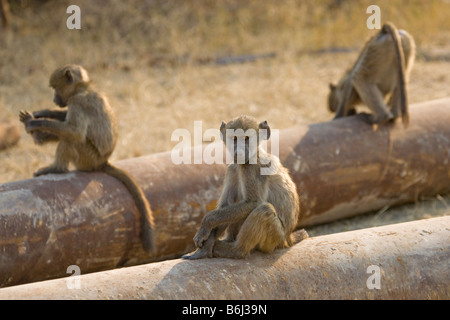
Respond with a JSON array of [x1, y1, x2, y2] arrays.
[[193, 210, 216, 247], [19, 110, 33, 124], [193, 224, 212, 248], [24, 119, 42, 133]]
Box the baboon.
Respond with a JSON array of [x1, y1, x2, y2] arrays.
[[19, 65, 155, 254], [328, 22, 415, 126], [182, 115, 308, 260]]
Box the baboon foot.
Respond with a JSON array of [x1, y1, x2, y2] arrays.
[[291, 228, 309, 244], [358, 111, 394, 125], [213, 241, 247, 259], [181, 248, 212, 260], [34, 166, 68, 177]]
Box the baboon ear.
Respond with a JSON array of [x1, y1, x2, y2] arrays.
[[64, 69, 74, 84], [220, 121, 227, 142], [258, 120, 271, 140], [329, 83, 337, 91]]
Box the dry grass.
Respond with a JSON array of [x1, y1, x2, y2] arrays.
[[0, 0, 449, 230]]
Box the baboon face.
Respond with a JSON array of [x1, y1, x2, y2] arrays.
[[53, 91, 65, 107], [220, 115, 270, 164], [49, 65, 90, 108], [328, 83, 340, 112], [50, 78, 73, 108]]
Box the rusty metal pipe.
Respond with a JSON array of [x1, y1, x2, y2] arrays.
[[0, 216, 448, 299], [0, 98, 450, 287], [280, 98, 450, 226]]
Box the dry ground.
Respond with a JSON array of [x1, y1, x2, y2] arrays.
[[0, 0, 449, 234]]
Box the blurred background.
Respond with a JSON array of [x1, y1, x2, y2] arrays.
[[0, 0, 449, 233]]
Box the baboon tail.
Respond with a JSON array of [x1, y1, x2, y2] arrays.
[[382, 21, 409, 127], [103, 162, 156, 254], [288, 228, 309, 246]]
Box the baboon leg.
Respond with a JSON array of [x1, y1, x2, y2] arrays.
[[34, 141, 73, 176], [213, 203, 285, 259], [250, 204, 285, 253], [182, 234, 216, 260], [72, 142, 108, 170], [334, 106, 356, 119], [353, 82, 393, 124], [182, 225, 227, 260], [333, 100, 349, 119], [222, 221, 243, 242], [213, 240, 241, 259], [333, 87, 358, 119]]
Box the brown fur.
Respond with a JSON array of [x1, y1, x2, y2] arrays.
[[182, 115, 307, 260], [19, 65, 155, 254], [328, 22, 415, 126]]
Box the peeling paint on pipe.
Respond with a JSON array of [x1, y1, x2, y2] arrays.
[[0, 98, 450, 288], [0, 216, 448, 300]]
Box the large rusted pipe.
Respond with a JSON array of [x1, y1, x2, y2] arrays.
[[283, 97, 450, 226], [0, 216, 448, 300], [0, 98, 449, 288]]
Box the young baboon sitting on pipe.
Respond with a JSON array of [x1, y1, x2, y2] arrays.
[[19, 65, 156, 254], [183, 115, 308, 260]]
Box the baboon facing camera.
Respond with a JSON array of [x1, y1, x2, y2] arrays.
[[183, 115, 307, 260]]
